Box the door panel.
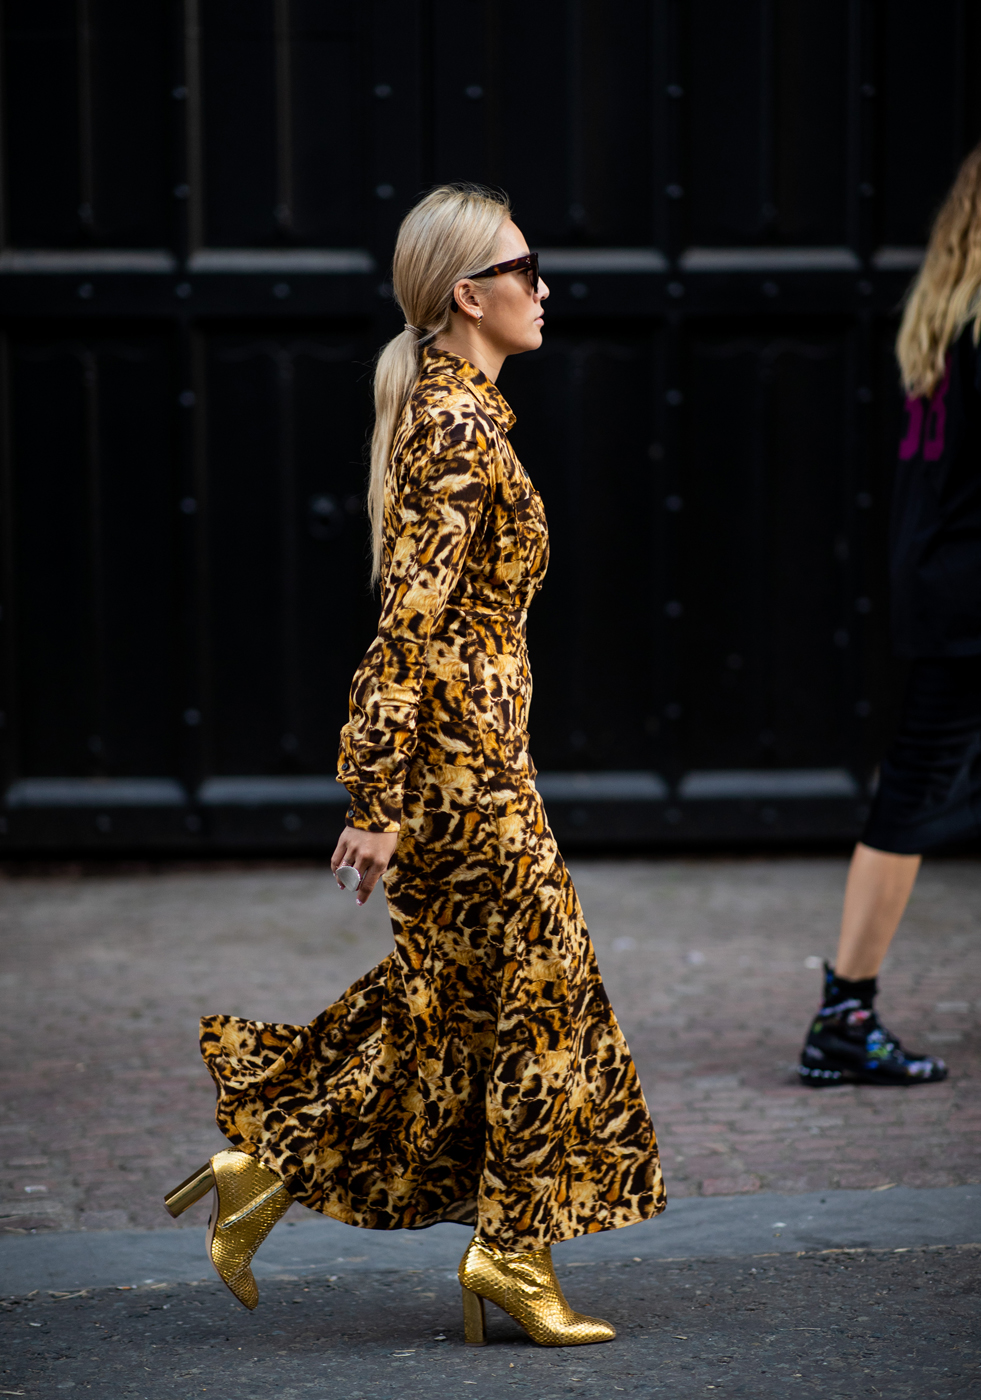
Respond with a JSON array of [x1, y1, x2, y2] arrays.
[[9, 327, 177, 777], [1, 2, 978, 849], [201, 323, 375, 776]]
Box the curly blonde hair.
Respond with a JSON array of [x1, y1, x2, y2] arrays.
[[897, 141, 981, 398]]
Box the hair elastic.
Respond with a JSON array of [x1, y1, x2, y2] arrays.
[[405, 323, 440, 348]]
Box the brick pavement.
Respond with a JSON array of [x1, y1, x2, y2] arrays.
[[0, 856, 978, 1235]]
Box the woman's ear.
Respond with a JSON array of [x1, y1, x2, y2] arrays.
[[453, 278, 482, 320]]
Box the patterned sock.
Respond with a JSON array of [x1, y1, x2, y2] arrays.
[[822, 961, 877, 1011]]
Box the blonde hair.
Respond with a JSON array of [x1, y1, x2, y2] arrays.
[[897, 142, 981, 398], [367, 182, 511, 586]]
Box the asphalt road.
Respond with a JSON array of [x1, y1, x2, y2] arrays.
[[3, 1245, 978, 1399]]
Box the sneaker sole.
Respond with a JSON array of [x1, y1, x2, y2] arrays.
[[798, 1063, 948, 1088], [797, 1064, 844, 1086]]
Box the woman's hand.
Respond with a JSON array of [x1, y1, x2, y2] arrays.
[[330, 827, 399, 906]]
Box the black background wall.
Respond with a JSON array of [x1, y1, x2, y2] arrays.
[[1, 0, 979, 853]]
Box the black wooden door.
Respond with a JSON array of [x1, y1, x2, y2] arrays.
[[1, 1, 978, 852]]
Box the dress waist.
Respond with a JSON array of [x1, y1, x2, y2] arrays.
[[446, 599, 527, 621]]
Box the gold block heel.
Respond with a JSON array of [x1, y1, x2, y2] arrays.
[[164, 1163, 213, 1218], [461, 1286, 487, 1345], [164, 1149, 291, 1310]]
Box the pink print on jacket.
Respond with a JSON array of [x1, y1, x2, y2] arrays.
[[899, 357, 951, 461]]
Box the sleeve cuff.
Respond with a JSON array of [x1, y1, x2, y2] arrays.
[[341, 788, 402, 834]]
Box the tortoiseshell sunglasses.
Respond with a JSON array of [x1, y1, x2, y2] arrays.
[[468, 251, 540, 294]]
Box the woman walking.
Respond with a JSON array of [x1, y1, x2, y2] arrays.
[[165, 184, 664, 1345], [799, 145, 981, 1087]]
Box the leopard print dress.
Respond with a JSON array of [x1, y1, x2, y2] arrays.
[[200, 348, 665, 1252]]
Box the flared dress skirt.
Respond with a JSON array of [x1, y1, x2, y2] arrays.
[[200, 764, 665, 1252]]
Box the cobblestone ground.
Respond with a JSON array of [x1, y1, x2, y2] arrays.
[[0, 856, 978, 1236]]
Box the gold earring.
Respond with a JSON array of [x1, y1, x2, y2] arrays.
[[476, 313, 483, 332]]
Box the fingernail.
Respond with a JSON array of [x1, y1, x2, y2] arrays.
[[356, 898, 364, 907]]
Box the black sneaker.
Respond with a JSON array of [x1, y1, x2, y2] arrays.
[[798, 963, 948, 1087]]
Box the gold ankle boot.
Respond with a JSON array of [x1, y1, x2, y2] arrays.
[[458, 1235, 616, 1347], [164, 1149, 290, 1310]]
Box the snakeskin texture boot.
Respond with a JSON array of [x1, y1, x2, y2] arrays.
[[458, 1234, 616, 1346], [164, 1148, 291, 1309]]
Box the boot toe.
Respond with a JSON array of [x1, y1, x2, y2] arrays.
[[572, 1314, 616, 1345], [226, 1269, 259, 1310], [529, 1312, 616, 1346]]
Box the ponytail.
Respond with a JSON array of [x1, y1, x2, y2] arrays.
[[367, 183, 511, 587]]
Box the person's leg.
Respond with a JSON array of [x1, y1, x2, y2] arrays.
[[833, 841, 922, 980], [798, 656, 981, 1086], [797, 842, 947, 1087]]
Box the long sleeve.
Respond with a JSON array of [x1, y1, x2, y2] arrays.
[[338, 417, 493, 831]]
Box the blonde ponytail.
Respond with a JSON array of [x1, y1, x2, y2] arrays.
[[368, 183, 511, 587], [897, 141, 981, 398]]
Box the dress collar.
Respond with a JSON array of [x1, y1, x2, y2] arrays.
[[420, 347, 516, 433]]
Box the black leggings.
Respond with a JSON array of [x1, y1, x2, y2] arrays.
[[861, 657, 981, 855]]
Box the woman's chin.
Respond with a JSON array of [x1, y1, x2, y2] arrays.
[[512, 329, 543, 354]]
